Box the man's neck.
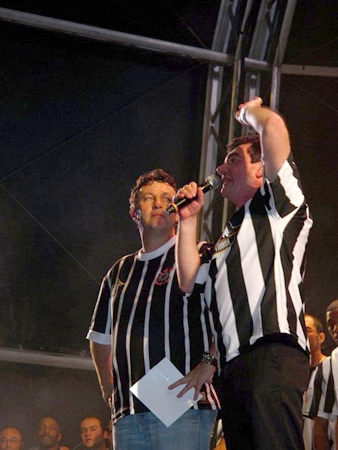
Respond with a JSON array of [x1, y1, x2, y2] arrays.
[[311, 350, 327, 368], [141, 230, 176, 253]]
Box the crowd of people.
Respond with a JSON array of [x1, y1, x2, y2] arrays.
[[3, 96, 337, 450], [0, 416, 113, 450]]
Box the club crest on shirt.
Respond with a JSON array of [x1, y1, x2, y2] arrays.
[[155, 267, 172, 285], [213, 222, 239, 255], [213, 235, 232, 254]]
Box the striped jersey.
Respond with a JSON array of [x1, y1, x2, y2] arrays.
[[87, 235, 219, 424], [315, 348, 338, 419], [196, 154, 313, 364], [302, 358, 336, 449]]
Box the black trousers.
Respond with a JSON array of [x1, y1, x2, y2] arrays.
[[220, 340, 309, 450]]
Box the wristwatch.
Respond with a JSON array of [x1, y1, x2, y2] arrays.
[[201, 351, 218, 368]]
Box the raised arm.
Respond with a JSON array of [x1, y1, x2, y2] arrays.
[[175, 181, 204, 293], [90, 341, 113, 407], [236, 97, 291, 181]]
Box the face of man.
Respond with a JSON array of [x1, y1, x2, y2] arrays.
[[80, 418, 107, 450], [0, 428, 24, 450], [130, 181, 177, 235], [305, 315, 324, 355], [216, 143, 263, 208], [37, 417, 61, 450], [327, 308, 338, 345]]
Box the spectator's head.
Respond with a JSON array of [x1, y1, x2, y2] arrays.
[[305, 313, 325, 356], [80, 417, 107, 450], [326, 300, 338, 345], [0, 427, 24, 450], [36, 417, 61, 450]]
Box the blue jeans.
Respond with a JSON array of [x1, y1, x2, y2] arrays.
[[113, 409, 218, 450]]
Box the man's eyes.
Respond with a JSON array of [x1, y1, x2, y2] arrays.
[[228, 156, 239, 164], [142, 196, 171, 202]]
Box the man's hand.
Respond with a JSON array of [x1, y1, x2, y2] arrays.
[[168, 362, 216, 401], [236, 96, 263, 125], [174, 182, 204, 220]]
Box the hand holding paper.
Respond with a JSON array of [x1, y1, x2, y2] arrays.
[[130, 357, 202, 427], [168, 360, 216, 400]]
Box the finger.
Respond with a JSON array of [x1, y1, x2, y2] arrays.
[[176, 384, 192, 398], [168, 378, 188, 390], [194, 388, 201, 401]]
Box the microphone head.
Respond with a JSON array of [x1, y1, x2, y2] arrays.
[[206, 174, 221, 190]]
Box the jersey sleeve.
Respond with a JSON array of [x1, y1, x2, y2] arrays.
[[86, 272, 112, 345]]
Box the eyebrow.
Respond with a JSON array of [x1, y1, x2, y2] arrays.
[[140, 190, 174, 197]]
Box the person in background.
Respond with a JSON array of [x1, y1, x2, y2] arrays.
[[28, 417, 62, 450], [312, 300, 338, 450], [78, 417, 108, 450], [302, 314, 328, 449], [0, 427, 24, 450]]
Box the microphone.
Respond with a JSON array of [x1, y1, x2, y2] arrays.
[[165, 174, 221, 215]]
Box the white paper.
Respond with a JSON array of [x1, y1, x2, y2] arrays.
[[130, 357, 202, 427]]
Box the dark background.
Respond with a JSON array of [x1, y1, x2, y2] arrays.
[[0, 0, 337, 446]]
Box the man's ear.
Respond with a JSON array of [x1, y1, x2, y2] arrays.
[[129, 208, 141, 222], [257, 162, 263, 178], [318, 332, 326, 345]]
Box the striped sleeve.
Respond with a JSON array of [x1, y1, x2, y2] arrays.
[[86, 263, 119, 345]]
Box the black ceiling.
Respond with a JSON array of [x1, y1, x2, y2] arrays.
[[0, 0, 337, 356]]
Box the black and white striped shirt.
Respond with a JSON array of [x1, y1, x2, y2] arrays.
[[302, 357, 336, 449], [315, 348, 338, 419], [87, 236, 219, 424], [197, 154, 313, 363]]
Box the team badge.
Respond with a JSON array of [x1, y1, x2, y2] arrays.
[[213, 235, 232, 254], [155, 267, 172, 285], [213, 222, 239, 255]]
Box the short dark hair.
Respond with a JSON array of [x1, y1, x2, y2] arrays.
[[227, 134, 261, 163], [80, 416, 104, 430], [305, 313, 324, 333], [129, 168, 177, 208]]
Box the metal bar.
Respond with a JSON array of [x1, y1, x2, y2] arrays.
[[0, 7, 234, 66], [0, 346, 94, 370], [281, 64, 338, 77], [273, 0, 298, 67]]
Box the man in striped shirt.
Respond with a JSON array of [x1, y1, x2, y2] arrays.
[[172, 97, 313, 449], [312, 300, 338, 450], [302, 314, 328, 449], [86, 169, 219, 450]]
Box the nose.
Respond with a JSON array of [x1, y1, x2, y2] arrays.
[[216, 163, 227, 176], [152, 197, 163, 208]]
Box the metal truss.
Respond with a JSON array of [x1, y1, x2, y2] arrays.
[[197, 0, 299, 240]]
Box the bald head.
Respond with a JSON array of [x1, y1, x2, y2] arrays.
[[0, 428, 24, 450], [36, 417, 61, 450]]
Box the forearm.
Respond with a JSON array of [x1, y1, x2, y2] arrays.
[[238, 98, 290, 180], [176, 215, 201, 293], [90, 341, 113, 402]]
